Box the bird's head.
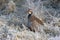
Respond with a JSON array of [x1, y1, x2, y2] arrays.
[[27, 9, 33, 14]]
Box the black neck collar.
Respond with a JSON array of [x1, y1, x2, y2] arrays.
[[28, 14, 32, 18]]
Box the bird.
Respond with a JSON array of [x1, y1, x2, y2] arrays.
[[27, 9, 44, 32]]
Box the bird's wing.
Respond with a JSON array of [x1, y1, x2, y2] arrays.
[[32, 15, 44, 25]]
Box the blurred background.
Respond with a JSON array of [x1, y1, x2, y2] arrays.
[[0, 0, 60, 40]]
